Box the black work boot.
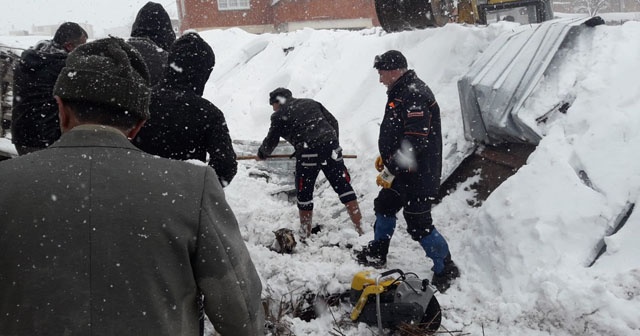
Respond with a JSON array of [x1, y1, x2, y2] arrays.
[[431, 254, 460, 293], [355, 239, 390, 269]]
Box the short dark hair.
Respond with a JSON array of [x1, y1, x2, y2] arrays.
[[53, 22, 88, 45], [64, 99, 142, 129]]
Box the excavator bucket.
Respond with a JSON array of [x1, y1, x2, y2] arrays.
[[374, 0, 450, 32]]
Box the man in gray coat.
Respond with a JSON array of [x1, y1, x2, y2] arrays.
[[0, 37, 264, 336]]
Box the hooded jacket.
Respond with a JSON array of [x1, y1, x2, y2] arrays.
[[11, 40, 68, 148], [128, 1, 176, 86], [134, 32, 237, 186]]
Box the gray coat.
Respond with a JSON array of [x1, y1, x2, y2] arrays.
[[0, 125, 264, 336]]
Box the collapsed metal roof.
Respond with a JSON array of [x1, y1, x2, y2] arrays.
[[458, 16, 600, 145]]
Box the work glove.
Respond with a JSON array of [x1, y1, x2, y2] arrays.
[[374, 156, 384, 172], [256, 150, 268, 160], [376, 168, 395, 189]]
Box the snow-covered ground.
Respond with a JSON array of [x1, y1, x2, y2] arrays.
[[2, 16, 640, 336]]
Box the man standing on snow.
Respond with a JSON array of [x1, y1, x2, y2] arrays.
[[128, 1, 176, 86], [11, 22, 87, 155], [0, 37, 264, 335], [257, 88, 364, 237], [134, 32, 237, 187], [356, 50, 460, 293]]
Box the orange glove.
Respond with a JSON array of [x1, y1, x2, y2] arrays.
[[374, 156, 385, 172], [376, 168, 395, 189]]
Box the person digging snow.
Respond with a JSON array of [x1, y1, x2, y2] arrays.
[[257, 87, 364, 238]]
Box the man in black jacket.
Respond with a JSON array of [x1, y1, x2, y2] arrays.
[[258, 88, 364, 237], [134, 32, 237, 187], [356, 50, 459, 293], [11, 22, 87, 155], [128, 1, 176, 86]]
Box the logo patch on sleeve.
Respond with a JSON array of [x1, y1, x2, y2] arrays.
[[407, 110, 424, 118]]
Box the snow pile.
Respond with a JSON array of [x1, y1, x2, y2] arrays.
[[199, 21, 639, 335]]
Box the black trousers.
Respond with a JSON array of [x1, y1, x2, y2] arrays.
[[373, 173, 434, 241], [295, 141, 356, 211]]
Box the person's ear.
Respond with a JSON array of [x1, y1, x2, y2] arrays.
[[126, 120, 147, 140], [62, 42, 74, 52], [56, 96, 72, 133]]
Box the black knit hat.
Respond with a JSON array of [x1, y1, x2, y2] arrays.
[[373, 50, 408, 70], [53, 37, 151, 120], [269, 87, 292, 105], [53, 22, 87, 45]]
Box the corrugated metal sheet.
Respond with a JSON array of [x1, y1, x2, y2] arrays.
[[458, 16, 593, 145]]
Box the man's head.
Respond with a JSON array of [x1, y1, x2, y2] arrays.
[[131, 1, 176, 50], [53, 37, 151, 138], [373, 50, 408, 88], [165, 32, 215, 96], [53, 22, 88, 52], [269, 87, 292, 111]]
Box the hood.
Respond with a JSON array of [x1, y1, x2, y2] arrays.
[[130, 2, 176, 50], [163, 32, 215, 96], [19, 40, 67, 71]]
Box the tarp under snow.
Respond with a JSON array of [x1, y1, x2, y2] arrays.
[[458, 16, 596, 145]]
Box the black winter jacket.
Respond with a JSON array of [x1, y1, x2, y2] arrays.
[[128, 2, 176, 86], [258, 98, 339, 157], [379, 70, 442, 197], [134, 34, 236, 186], [11, 40, 67, 148]]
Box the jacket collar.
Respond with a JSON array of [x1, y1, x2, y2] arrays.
[[387, 70, 416, 95], [49, 124, 141, 152]]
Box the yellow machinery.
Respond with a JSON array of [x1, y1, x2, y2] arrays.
[[374, 0, 554, 31], [349, 269, 441, 333]]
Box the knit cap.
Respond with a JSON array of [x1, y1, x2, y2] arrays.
[[53, 37, 151, 119], [269, 87, 292, 105], [373, 50, 408, 70]]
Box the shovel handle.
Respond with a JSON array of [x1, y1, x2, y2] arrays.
[[237, 154, 357, 160]]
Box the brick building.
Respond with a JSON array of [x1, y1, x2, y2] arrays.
[[176, 0, 380, 33]]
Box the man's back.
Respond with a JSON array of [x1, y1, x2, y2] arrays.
[[11, 42, 67, 148], [270, 98, 338, 150], [133, 32, 237, 186], [135, 86, 237, 185], [0, 126, 262, 335]]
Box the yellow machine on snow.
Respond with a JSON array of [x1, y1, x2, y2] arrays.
[[374, 0, 554, 31], [349, 269, 441, 333]]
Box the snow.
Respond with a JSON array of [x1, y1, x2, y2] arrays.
[[201, 21, 640, 335], [2, 16, 640, 336]]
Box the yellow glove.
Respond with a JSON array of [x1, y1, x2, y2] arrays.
[[376, 168, 395, 189], [374, 156, 385, 172]]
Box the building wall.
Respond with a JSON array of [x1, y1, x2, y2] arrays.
[[178, 0, 273, 32], [177, 0, 379, 33], [272, 0, 379, 26]]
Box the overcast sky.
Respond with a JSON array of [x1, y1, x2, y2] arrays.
[[0, 0, 178, 36]]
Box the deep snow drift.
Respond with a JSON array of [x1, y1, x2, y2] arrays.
[[200, 21, 640, 336], [2, 17, 639, 336]]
